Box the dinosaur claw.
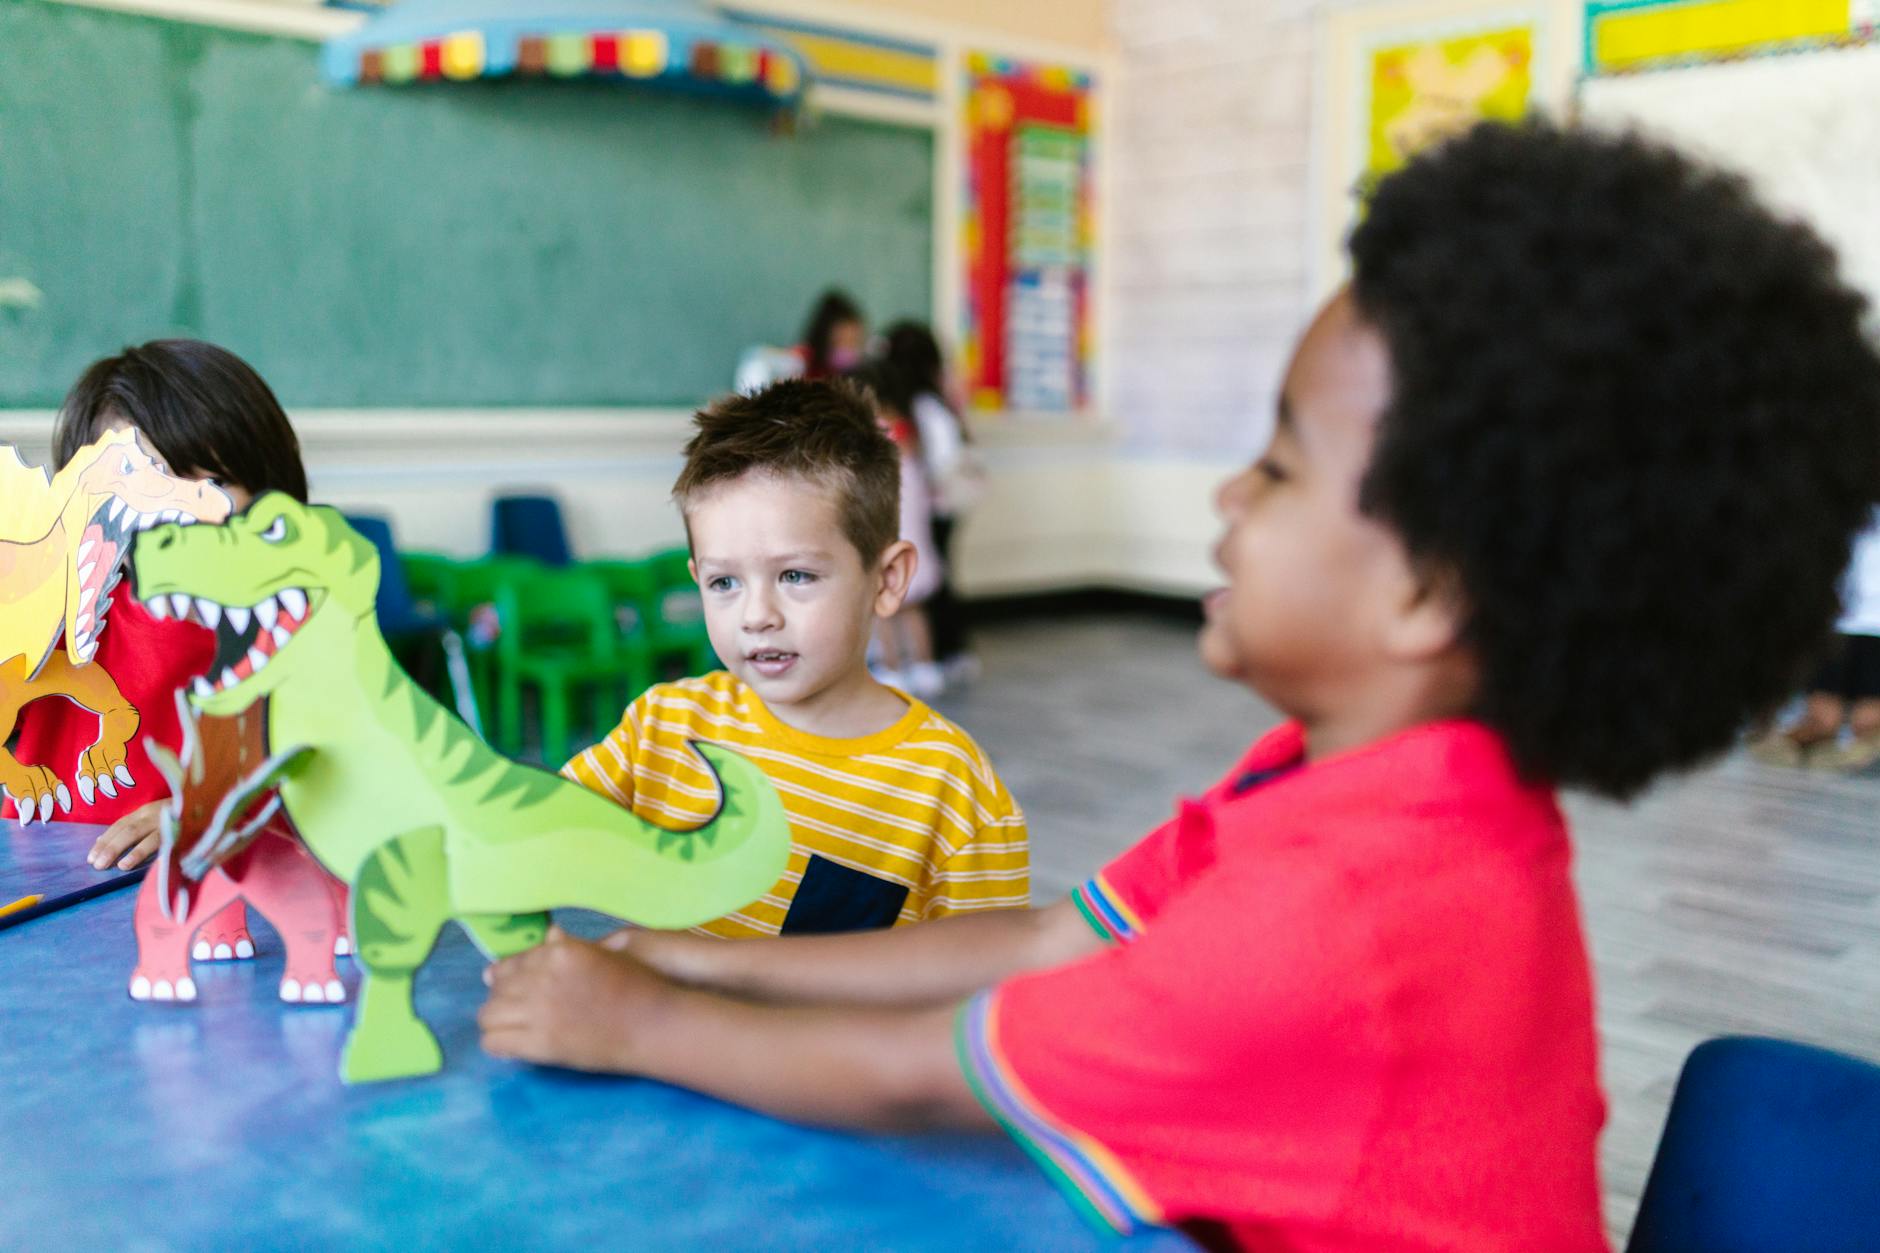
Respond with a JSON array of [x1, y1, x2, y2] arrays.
[[77, 775, 96, 806], [152, 980, 175, 1001], [280, 978, 303, 1003], [324, 979, 346, 1002], [192, 941, 212, 961], [235, 939, 255, 959], [97, 775, 118, 800], [334, 935, 352, 957], [37, 792, 52, 821], [302, 981, 327, 1004], [17, 797, 35, 826], [56, 784, 72, 814], [115, 765, 135, 788], [129, 976, 151, 1000], [212, 943, 233, 961], [176, 976, 197, 1001]]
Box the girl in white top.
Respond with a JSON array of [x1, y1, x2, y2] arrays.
[[886, 323, 983, 679]]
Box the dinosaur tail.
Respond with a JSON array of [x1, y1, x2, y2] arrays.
[[449, 742, 792, 930]]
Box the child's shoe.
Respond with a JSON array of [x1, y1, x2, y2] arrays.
[[1831, 728, 1880, 773], [941, 652, 982, 687], [1748, 729, 1808, 767], [904, 661, 946, 700]]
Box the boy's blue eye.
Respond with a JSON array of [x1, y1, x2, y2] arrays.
[[707, 576, 737, 593], [780, 570, 815, 586]]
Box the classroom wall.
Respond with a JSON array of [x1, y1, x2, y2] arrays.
[[858, 0, 1114, 53], [1108, 0, 1313, 463]]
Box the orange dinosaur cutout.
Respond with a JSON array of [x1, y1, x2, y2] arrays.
[[0, 429, 231, 823]]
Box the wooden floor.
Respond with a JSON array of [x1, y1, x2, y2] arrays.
[[933, 614, 1880, 1242]]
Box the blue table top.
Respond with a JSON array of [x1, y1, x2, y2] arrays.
[[1, 819, 139, 902], [0, 821, 1188, 1250]]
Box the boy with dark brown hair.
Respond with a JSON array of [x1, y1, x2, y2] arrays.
[[561, 379, 1028, 938]]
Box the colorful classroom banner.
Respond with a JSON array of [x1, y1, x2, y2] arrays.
[[1584, 0, 1876, 74], [961, 53, 1095, 414], [720, 10, 939, 102], [320, 0, 809, 106]]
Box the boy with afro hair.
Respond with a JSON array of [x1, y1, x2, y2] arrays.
[[481, 120, 1880, 1250]]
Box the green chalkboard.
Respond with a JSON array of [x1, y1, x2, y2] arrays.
[[0, 0, 933, 407]]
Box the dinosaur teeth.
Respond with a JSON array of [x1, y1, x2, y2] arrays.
[[108, 498, 127, 522], [256, 599, 278, 632], [226, 604, 251, 634], [78, 561, 96, 587], [220, 667, 240, 690], [279, 588, 308, 620], [273, 625, 292, 649], [78, 539, 96, 565], [146, 597, 170, 620], [247, 648, 269, 673], [159, 509, 181, 524], [169, 593, 192, 621], [198, 600, 222, 631], [193, 677, 214, 698]]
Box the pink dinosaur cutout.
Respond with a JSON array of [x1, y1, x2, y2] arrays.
[[129, 692, 349, 1004]]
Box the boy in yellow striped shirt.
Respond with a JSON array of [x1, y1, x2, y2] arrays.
[[563, 379, 1028, 936]]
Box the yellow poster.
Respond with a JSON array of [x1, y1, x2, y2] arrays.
[[1365, 26, 1533, 187]]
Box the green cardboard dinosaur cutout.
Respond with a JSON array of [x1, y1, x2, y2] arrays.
[[132, 494, 790, 1083]]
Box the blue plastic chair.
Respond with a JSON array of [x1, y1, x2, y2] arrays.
[[1627, 1036, 1880, 1252], [345, 513, 445, 638], [491, 494, 573, 567]]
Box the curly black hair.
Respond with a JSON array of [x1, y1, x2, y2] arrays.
[[1349, 119, 1880, 799]]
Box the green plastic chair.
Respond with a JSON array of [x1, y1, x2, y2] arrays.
[[494, 568, 652, 765], [399, 552, 458, 620], [436, 555, 540, 734], [645, 547, 718, 676]]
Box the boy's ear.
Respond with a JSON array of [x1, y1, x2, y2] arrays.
[[873, 540, 918, 618], [1385, 563, 1468, 663]]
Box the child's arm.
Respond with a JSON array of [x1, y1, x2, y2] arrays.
[[612, 894, 1100, 1007], [480, 928, 990, 1131]]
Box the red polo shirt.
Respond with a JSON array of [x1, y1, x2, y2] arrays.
[[957, 720, 1608, 1251]]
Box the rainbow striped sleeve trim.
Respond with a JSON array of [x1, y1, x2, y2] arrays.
[[955, 991, 1164, 1235], [1070, 873, 1141, 944]]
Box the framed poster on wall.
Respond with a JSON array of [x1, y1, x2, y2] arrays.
[[1310, 0, 1581, 301]]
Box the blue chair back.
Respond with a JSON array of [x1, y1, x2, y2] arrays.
[[1627, 1036, 1880, 1253], [345, 512, 434, 637], [491, 494, 572, 567]]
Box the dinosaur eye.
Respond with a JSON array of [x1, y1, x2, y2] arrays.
[[120, 454, 134, 476], [260, 516, 288, 543]]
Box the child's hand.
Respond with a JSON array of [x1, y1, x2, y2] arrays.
[[479, 926, 676, 1074], [88, 800, 165, 870]]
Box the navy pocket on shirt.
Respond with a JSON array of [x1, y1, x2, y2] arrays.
[[781, 856, 910, 935]]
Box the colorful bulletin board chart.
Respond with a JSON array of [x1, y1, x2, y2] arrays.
[[961, 53, 1096, 415]]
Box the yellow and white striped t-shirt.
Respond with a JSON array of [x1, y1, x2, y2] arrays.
[[563, 671, 1030, 938]]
